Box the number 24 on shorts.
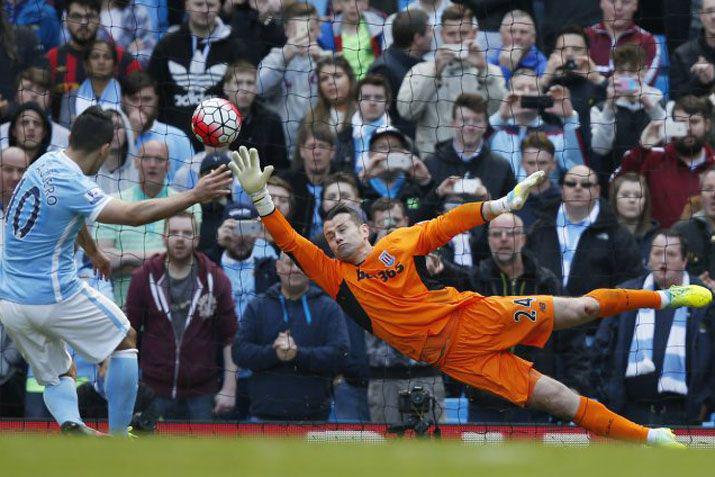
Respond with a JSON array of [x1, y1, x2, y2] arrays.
[[513, 297, 537, 323]]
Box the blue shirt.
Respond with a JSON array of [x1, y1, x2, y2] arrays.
[[488, 45, 547, 83], [0, 151, 111, 304]]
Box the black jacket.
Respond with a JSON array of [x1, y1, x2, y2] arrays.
[[592, 275, 714, 423], [0, 26, 45, 114], [527, 200, 644, 333], [147, 21, 248, 150], [227, 4, 286, 66], [670, 31, 715, 100], [674, 215, 715, 278], [229, 99, 289, 172], [547, 73, 607, 151], [233, 285, 349, 420], [368, 46, 423, 138]]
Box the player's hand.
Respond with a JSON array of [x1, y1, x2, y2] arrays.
[[229, 146, 274, 195], [213, 389, 236, 415], [192, 165, 233, 202], [88, 249, 111, 280]]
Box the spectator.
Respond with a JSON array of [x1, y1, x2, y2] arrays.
[[675, 167, 715, 284], [398, 5, 506, 156], [303, 56, 358, 139], [619, 95, 715, 228], [434, 213, 586, 422], [527, 165, 643, 340], [222, 61, 288, 172], [257, 2, 326, 153], [3, 0, 60, 52], [488, 10, 546, 82], [360, 126, 433, 223], [223, 0, 286, 66], [93, 107, 138, 195], [59, 40, 123, 129], [515, 132, 561, 230], [0, 68, 70, 151], [383, 0, 453, 56], [126, 212, 238, 421], [263, 175, 294, 250], [0, 146, 30, 418], [489, 69, 585, 182], [671, 0, 715, 100], [586, 0, 660, 85], [47, 0, 141, 105], [233, 252, 349, 422], [0, 10, 45, 118], [147, 0, 248, 150], [100, 0, 157, 66], [590, 44, 666, 186], [121, 71, 194, 185], [5, 102, 55, 162], [593, 230, 714, 425], [423, 93, 515, 218], [368, 8, 432, 138], [539, 0, 601, 52], [366, 201, 445, 425], [452, 0, 532, 48], [280, 124, 338, 238], [610, 173, 659, 264], [542, 25, 608, 151], [337, 74, 393, 174], [327, 0, 385, 79], [95, 139, 202, 307]]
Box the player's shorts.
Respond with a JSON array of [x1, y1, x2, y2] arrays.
[[420, 295, 555, 407], [0, 282, 130, 387]]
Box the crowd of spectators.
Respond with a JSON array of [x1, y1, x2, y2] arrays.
[[1, 0, 715, 427]]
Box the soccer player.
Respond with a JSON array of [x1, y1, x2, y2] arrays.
[[230, 146, 711, 447], [0, 107, 232, 435]]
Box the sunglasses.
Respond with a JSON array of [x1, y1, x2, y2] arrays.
[[563, 180, 597, 189]]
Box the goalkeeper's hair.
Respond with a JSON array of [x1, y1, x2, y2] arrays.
[[325, 202, 366, 226], [69, 106, 114, 152]]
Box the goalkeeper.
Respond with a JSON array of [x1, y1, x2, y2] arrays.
[[230, 147, 709, 447]]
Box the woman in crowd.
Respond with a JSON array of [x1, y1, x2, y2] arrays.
[[302, 56, 357, 138], [93, 107, 138, 195], [609, 172, 659, 264], [7, 102, 54, 162]]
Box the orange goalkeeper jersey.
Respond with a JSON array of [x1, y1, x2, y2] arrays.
[[261, 202, 488, 360]]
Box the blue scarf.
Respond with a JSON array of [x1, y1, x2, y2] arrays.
[[369, 174, 406, 199], [75, 78, 122, 117]]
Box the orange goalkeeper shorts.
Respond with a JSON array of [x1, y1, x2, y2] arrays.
[[420, 295, 555, 407]]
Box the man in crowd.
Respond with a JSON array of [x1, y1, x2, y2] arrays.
[[488, 9, 546, 82], [593, 231, 714, 425], [515, 132, 561, 230], [670, 0, 715, 100], [233, 252, 349, 421], [126, 212, 238, 421]]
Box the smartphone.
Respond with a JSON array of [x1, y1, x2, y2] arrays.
[[385, 152, 413, 172], [617, 77, 639, 95], [234, 220, 262, 236], [441, 43, 469, 60], [520, 95, 554, 110], [453, 178, 482, 195], [665, 118, 688, 138]]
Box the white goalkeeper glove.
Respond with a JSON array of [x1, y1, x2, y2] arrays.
[[485, 170, 546, 218], [229, 146, 275, 216]]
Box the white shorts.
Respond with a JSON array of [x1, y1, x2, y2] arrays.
[[0, 282, 130, 386]]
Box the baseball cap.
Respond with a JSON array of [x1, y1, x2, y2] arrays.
[[369, 126, 412, 151], [199, 152, 232, 176]]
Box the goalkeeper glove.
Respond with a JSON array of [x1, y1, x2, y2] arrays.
[[485, 170, 546, 218], [229, 146, 275, 216]]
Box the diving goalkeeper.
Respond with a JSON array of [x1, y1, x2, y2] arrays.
[[230, 147, 710, 447]]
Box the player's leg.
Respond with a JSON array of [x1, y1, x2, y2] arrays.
[[526, 369, 683, 447], [552, 284, 713, 330], [104, 328, 139, 435]]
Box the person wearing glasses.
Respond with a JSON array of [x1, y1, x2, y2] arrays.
[[527, 165, 644, 345]]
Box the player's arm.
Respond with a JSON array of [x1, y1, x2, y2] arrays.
[[229, 147, 341, 297], [414, 171, 546, 254], [76, 225, 111, 280], [96, 166, 232, 226]]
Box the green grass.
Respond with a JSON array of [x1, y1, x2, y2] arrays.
[[1, 435, 714, 477]]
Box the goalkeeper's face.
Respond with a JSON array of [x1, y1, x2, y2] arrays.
[[324, 213, 371, 264]]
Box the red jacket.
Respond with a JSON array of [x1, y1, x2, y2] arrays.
[[126, 252, 238, 399], [619, 143, 715, 228], [586, 21, 660, 85]]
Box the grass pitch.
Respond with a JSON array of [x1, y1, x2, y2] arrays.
[[1, 435, 714, 477]]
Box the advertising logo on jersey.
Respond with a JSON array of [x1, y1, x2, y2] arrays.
[[84, 187, 105, 205], [378, 251, 396, 267]]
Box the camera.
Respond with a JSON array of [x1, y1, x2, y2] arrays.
[[388, 386, 441, 438], [562, 59, 578, 72], [398, 386, 432, 415]]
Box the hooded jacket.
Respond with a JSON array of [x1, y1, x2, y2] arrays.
[[147, 19, 248, 149], [6, 102, 54, 161], [233, 284, 349, 420], [669, 30, 715, 100], [125, 252, 238, 399]]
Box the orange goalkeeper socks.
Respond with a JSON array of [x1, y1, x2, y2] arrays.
[[573, 397, 648, 443], [585, 289, 662, 318]]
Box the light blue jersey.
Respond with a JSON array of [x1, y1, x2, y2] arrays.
[[0, 151, 111, 305]]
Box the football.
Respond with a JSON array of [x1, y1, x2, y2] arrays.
[[190, 98, 242, 147]]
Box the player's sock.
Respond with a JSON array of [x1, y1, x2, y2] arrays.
[[585, 288, 662, 317], [43, 376, 83, 426], [573, 396, 648, 443], [104, 349, 138, 436]]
